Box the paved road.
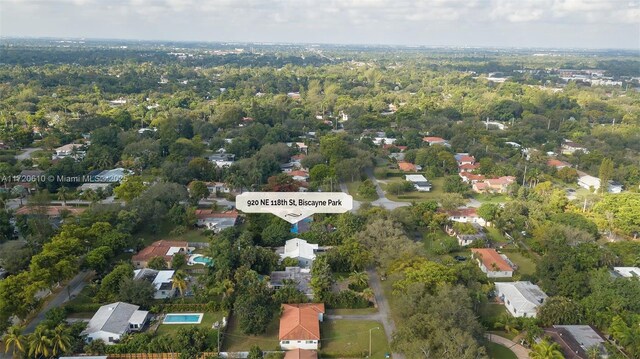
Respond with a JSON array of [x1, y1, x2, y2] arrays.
[[485, 333, 530, 359], [339, 182, 362, 212], [14, 148, 42, 161], [365, 170, 410, 210], [24, 271, 92, 333]]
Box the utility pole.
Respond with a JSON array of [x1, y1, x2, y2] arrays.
[[522, 165, 527, 187]]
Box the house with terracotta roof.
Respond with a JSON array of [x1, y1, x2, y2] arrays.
[[397, 161, 418, 172], [288, 170, 310, 182], [547, 159, 571, 169], [279, 303, 325, 350], [459, 172, 486, 184], [194, 210, 239, 233], [455, 153, 476, 165], [422, 136, 450, 146], [471, 248, 514, 278], [131, 240, 192, 269], [472, 176, 516, 194], [284, 349, 318, 359]]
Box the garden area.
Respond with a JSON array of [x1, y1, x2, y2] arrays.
[[222, 314, 281, 352], [320, 320, 390, 358], [485, 342, 517, 359], [382, 177, 445, 201], [154, 311, 225, 337]]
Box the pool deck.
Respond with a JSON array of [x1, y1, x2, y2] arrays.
[[163, 313, 204, 324]]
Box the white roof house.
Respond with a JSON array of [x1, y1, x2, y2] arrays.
[[133, 269, 176, 299], [578, 174, 623, 193], [280, 238, 319, 267], [495, 281, 547, 318], [405, 174, 432, 192], [82, 302, 149, 344], [612, 267, 640, 278]]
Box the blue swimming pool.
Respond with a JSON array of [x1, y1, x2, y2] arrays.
[[163, 313, 203, 324], [193, 256, 213, 265]]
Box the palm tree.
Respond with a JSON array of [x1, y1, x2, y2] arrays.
[[2, 325, 26, 357], [494, 314, 520, 336], [171, 270, 188, 297], [28, 326, 53, 359], [529, 339, 564, 359], [361, 288, 375, 302], [586, 345, 601, 359], [349, 271, 369, 288], [50, 324, 72, 357], [57, 187, 69, 206]]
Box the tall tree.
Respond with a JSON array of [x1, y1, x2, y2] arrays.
[[598, 158, 614, 194]]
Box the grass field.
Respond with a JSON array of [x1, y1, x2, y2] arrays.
[[139, 227, 210, 246], [485, 342, 517, 359], [478, 302, 508, 329], [473, 193, 510, 204], [222, 314, 281, 352], [486, 227, 510, 244], [383, 177, 445, 202], [503, 251, 537, 277], [327, 308, 379, 315], [320, 320, 390, 358]]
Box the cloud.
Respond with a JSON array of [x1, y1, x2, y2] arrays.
[[0, 0, 637, 48]]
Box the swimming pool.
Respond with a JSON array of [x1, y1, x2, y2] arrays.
[[163, 313, 204, 324], [191, 255, 213, 265]]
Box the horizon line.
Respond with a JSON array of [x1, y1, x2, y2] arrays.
[[2, 36, 639, 53]]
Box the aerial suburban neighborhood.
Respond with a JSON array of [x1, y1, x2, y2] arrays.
[[1, 5, 640, 359]]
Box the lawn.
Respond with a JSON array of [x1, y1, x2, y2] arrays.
[[502, 250, 537, 277], [222, 314, 281, 352], [383, 177, 445, 202], [139, 227, 211, 246], [478, 302, 508, 329], [155, 311, 225, 337], [346, 181, 376, 202], [472, 193, 510, 204], [327, 308, 378, 315], [486, 227, 510, 245], [320, 320, 390, 358], [485, 342, 517, 359]]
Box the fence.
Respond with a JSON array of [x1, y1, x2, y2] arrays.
[[107, 352, 218, 359]]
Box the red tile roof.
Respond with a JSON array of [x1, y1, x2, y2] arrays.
[[447, 208, 478, 218], [457, 155, 476, 163], [279, 303, 325, 341], [398, 161, 417, 172], [288, 170, 309, 177], [423, 136, 447, 143], [547, 159, 570, 168], [471, 248, 513, 272], [132, 240, 189, 263]]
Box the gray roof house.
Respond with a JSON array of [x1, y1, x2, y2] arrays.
[[81, 302, 148, 344], [269, 267, 313, 298]]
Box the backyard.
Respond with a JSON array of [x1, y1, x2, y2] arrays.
[[382, 177, 445, 201], [320, 320, 390, 358], [503, 250, 538, 277], [485, 342, 517, 359], [154, 311, 226, 337], [222, 314, 281, 352]]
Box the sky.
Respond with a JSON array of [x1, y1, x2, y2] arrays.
[[1, 0, 639, 49]]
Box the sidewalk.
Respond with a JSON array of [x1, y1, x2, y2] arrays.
[[485, 333, 531, 359]]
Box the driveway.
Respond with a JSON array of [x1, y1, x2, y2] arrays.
[[485, 333, 530, 359], [367, 268, 404, 359], [14, 148, 42, 161], [24, 271, 92, 333]]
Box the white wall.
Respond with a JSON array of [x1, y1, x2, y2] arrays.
[[479, 263, 513, 278], [280, 340, 319, 350], [86, 331, 122, 345]]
